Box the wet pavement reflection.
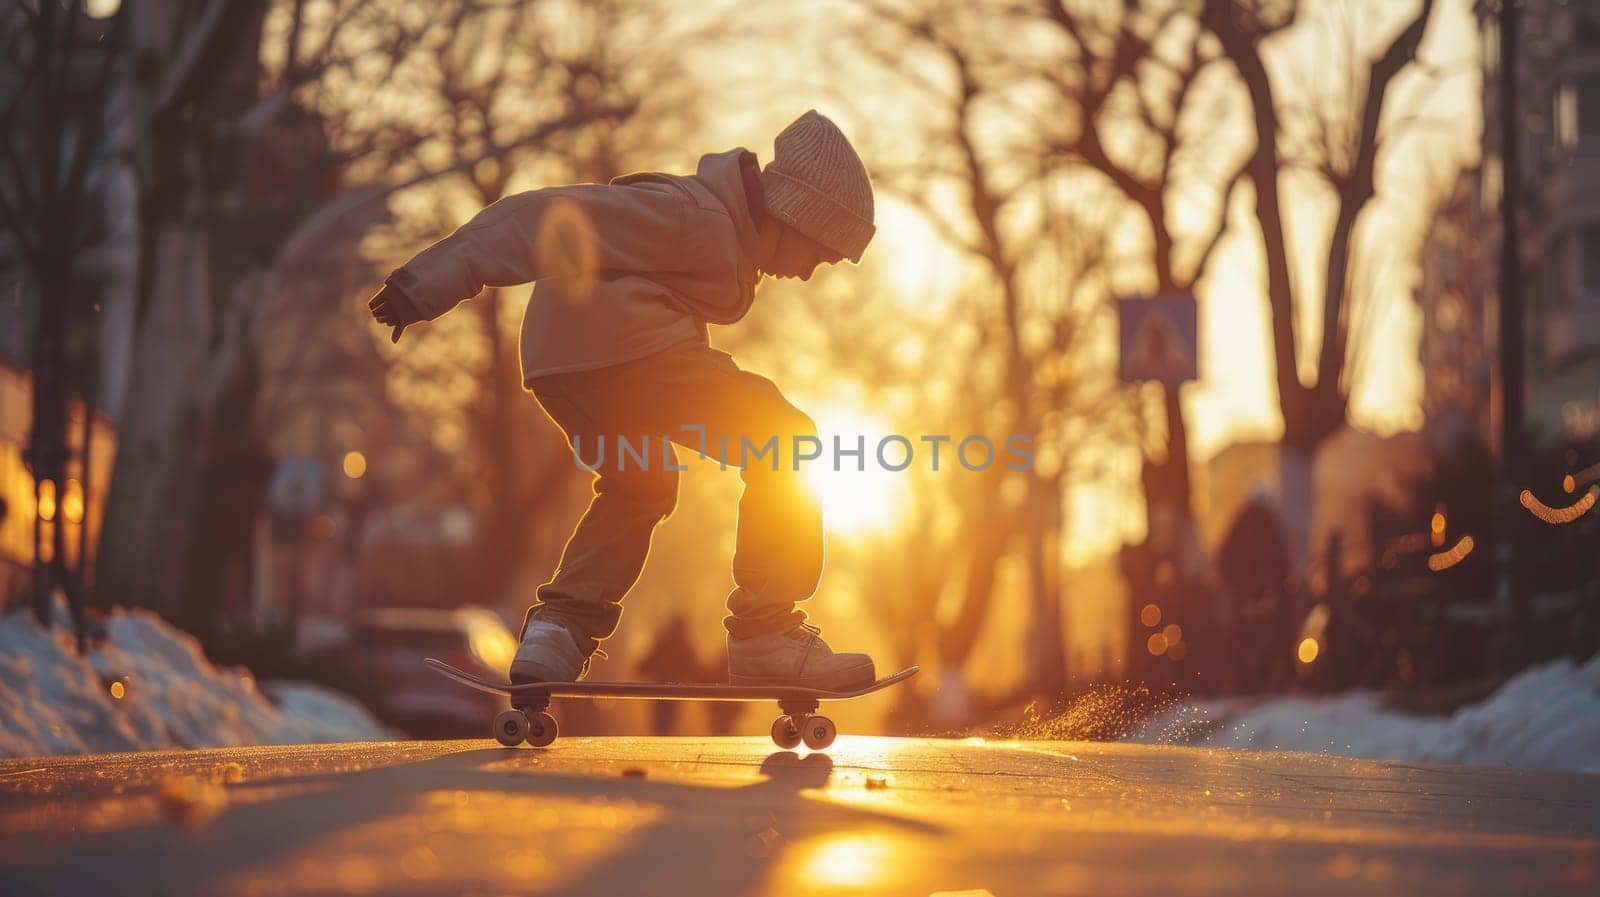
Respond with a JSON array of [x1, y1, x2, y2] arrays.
[[0, 736, 1595, 896]]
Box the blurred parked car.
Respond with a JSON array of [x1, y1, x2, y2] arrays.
[[337, 606, 518, 737]]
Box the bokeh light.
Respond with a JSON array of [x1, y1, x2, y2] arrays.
[[1428, 535, 1475, 572], [37, 478, 56, 522], [62, 478, 85, 524], [1298, 637, 1320, 665]]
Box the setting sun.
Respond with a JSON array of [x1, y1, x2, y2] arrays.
[[804, 406, 904, 535]]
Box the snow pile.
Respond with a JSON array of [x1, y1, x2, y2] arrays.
[[0, 603, 394, 758], [1128, 653, 1600, 773]]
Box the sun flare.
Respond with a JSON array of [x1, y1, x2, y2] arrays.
[[803, 406, 904, 536]]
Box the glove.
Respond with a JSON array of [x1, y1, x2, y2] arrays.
[[368, 282, 423, 343]]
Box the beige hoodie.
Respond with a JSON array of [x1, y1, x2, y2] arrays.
[[384, 148, 764, 383]]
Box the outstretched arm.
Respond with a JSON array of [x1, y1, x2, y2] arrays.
[[371, 179, 695, 336]]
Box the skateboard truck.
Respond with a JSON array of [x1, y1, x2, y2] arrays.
[[498, 694, 557, 747], [771, 697, 835, 750], [494, 707, 559, 748]]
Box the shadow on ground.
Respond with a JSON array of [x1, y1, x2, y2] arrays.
[[0, 744, 939, 896]]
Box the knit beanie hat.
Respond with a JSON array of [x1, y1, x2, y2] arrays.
[[759, 110, 876, 263]]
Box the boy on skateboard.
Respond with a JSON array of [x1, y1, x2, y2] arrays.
[[368, 110, 877, 691]]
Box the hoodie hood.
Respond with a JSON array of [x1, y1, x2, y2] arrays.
[[693, 147, 764, 290]]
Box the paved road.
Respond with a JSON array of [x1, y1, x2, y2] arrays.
[[0, 736, 1596, 896]]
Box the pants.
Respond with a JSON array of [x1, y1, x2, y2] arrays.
[[522, 343, 822, 656]]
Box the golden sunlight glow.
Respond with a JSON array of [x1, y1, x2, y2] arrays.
[[466, 614, 518, 671], [343, 451, 368, 479], [1298, 637, 1320, 665], [109, 681, 125, 700], [794, 834, 897, 889], [804, 407, 904, 535]]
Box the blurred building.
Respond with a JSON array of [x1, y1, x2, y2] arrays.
[[1477, 0, 1600, 448], [1140, 429, 1437, 693], [1198, 431, 1431, 581], [1415, 171, 1494, 451]]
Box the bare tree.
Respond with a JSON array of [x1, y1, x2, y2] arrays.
[[1200, 0, 1438, 566], [93, 0, 632, 637], [834, 0, 1144, 702], [1018, 0, 1244, 564], [0, 1, 124, 635]]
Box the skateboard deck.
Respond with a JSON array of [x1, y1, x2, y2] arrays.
[[425, 657, 918, 749]]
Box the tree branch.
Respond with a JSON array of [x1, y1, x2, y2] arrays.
[[275, 105, 637, 267], [1185, 160, 1247, 287], [153, 0, 238, 114], [1317, 0, 1435, 397], [1202, 0, 1304, 417]]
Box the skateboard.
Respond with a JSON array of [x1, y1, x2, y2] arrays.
[[425, 657, 919, 749]]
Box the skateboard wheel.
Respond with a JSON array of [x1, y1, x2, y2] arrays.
[[770, 715, 802, 750], [494, 710, 530, 746], [801, 715, 836, 750], [526, 711, 559, 747]]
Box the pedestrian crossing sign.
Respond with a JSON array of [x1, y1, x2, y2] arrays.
[[1118, 292, 1198, 386]]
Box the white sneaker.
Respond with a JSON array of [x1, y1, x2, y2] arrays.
[[728, 623, 874, 691], [509, 620, 590, 684]]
